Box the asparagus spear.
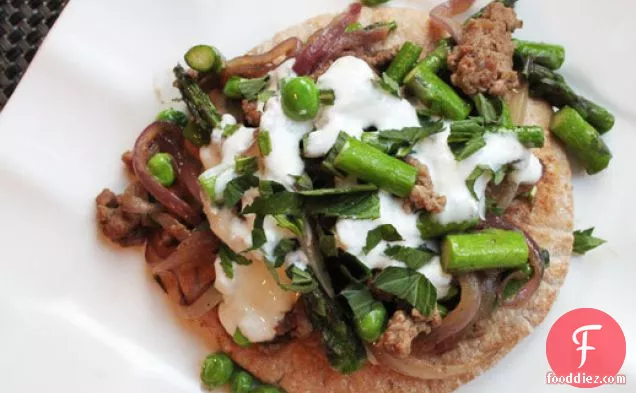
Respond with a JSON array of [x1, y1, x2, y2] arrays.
[[407, 38, 452, 76], [513, 39, 565, 70], [524, 62, 615, 133], [441, 229, 529, 273], [550, 107, 612, 174], [385, 41, 423, 84], [449, 118, 545, 148], [328, 133, 418, 198], [302, 270, 367, 374], [174, 65, 221, 130], [405, 69, 471, 120]]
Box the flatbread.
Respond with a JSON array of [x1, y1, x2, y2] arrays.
[[195, 7, 573, 393]]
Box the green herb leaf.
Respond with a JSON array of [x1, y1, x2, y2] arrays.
[[493, 165, 508, 185], [198, 171, 217, 201], [448, 118, 485, 143], [305, 192, 380, 219], [242, 191, 304, 216], [238, 76, 269, 100], [257, 130, 272, 156], [384, 245, 435, 270], [472, 93, 498, 123], [340, 284, 376, 321], [224, 174, 259, 207], [339, 252, 373, 283], [272, 239, 299, 267], [486, 198, 504, 216], [573, 228, 606, 255], [234, 155, 258, 175], [264, 256, 317, 293], [451, 134, 486, 161], [465, 165, 491, 200], [273, 215, 304, 237], [219, 243, 252, 278], [363, 224, 403, 254], [258, 179, 286, 197], [364, 20, 398, 32], [299, 184, 377, 196], [257, 89, 275, 104], [243, 214, 266, 252], [292, 173, 313, 191], [361, 122, 444, 157], [282, 265, 318, 293], [222, 123, 241, 138], [371, 267, 437, 316], [376, 72, 401, 97]]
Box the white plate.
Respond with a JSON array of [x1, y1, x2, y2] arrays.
[[0, 0, 633, 392]]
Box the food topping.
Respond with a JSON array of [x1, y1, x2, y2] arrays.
[[448, 2, 522, 96]]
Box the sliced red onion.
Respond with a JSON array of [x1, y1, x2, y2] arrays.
[[370, 346, 473, 379], [221, 37, 302, 83], [152, 230, 220, 274], [430, 0, 475, 43], [119, 182, 160, 215], [292, 3, 362, 75], [133, 121, 201, 225], [150, 212, 191, 242], [179, 285, 223, 320]]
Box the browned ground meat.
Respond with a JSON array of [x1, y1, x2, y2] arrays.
[[405, 157, 446, 213], [375, 308, 442, 358], [96, 187, 148, 246], [242, 99, 262, 127], [448, 2, 522, 96]]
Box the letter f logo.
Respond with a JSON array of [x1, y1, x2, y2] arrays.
[[572, 325, 603, 368]]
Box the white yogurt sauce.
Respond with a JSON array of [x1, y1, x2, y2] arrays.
[[410, 125, 542, 225], [304, 56, 420, 157], [199, 114, 256, 201], [260, 96, 312, 188], [214, 254, 298, 342], [204, 191, 299, 343], [336, 191, 452, 297]]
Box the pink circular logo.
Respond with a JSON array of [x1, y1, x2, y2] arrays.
[[546, 308, 626, 388]]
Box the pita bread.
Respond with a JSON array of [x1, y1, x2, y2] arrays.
[[191, 7, 573, 392]]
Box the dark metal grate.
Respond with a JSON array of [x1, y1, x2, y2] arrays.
[[0, 0, 69, 110]]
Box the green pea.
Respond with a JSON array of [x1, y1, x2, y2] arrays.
[[185, 45, 224, 73], [200, 352, 234, 388], [224, 76, 245, 99], [156, 108, 187, 127], [233, 328, 252, 348], [251, 385, 282, 393], [147, 153, 175, 187], [231, 370, 254, 393], [355, 302, 387, 342], [281, 77, 320, 121]]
